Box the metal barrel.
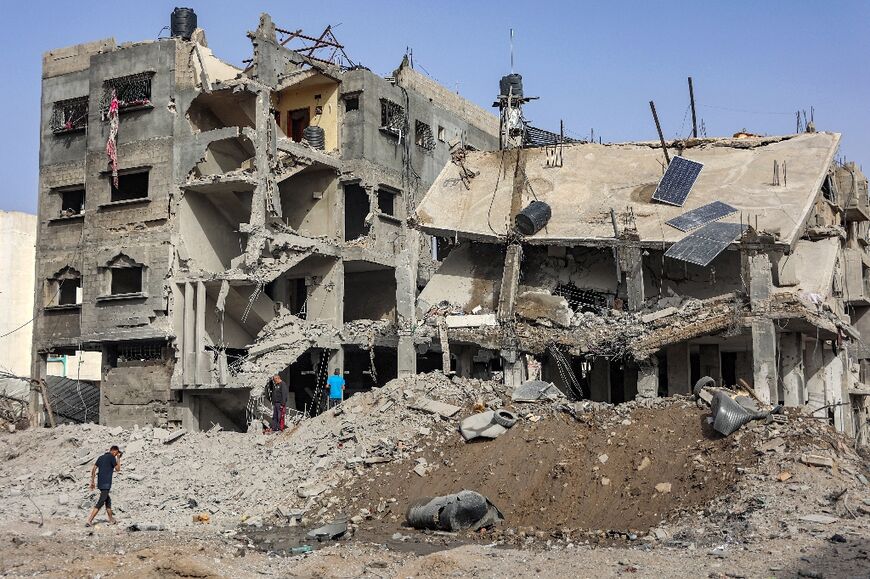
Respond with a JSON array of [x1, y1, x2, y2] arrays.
[[303, 125, 326, 150], [499, 74, 523, 98]]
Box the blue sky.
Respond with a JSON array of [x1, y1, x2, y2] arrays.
[[1, 0, 868, 213]]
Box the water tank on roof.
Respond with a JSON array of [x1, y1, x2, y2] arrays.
[[171, 7, 197, 40], [499, 73, 523, 98]]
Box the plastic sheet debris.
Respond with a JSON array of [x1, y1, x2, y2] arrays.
[[127, 522, 166, 532], [406, 490, 503, 531], [512, 380, 564, 402], [459, 409, 518, 441], [306, 514, 348, 541]]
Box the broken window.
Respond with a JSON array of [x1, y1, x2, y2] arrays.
[[415, 120, 435, 151], [110, 266, 143, 295], [50, 96, 88, 133], [554, 283, 612, 313], [377, 188, 396, 217], [110, 170, 149, 202], [100, 72, 154, 118], [107, 341, 165, 367], [344, 183, 370, 241], [344, 95, 360, 112], [47, 267, 82, 307], [437, 125, 446, 142], [59, 187, 85, 217], [379, 99, 406, 136]]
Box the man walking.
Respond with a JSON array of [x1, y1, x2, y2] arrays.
[[326, 369, 345, 410], [86, 445, 122, 527], [268, 374, 289, 432]]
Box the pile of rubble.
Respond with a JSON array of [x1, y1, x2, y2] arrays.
[[0, 372, 498, 532]]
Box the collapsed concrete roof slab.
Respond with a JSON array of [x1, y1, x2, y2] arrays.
[[416, 132, 840, 249]]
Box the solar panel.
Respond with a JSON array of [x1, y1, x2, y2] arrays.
[[652, 156, 704, 207], [665, 222, 747, 267], [665, 201, 737, 232]]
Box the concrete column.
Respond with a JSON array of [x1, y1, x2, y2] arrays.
[[780, 332, 804, 407], [589, 357, 611, 402], [805, 339, 825, 415], [195, 281, 207, 386], [637, 357, 659, 399], [749, 253, 772, 309], [501, 348, 525, 388], [183, 282, 195, 386], [397, 335, 416, 377], [497, 244, 523, 322], [666, 342, 691, 396], [699, 344, 721, 386], [623, 245, 645, 311], [822, 346, 845, 432], [751, 319, 777, 404], [328, 348, 345, 379]]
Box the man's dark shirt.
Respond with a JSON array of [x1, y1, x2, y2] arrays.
[[269, 380, 289, 405], [95, 453, 117, 490]]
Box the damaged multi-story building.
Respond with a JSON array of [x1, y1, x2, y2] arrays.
[[32, 9, 499, 429], [415, 85, 870, 443]]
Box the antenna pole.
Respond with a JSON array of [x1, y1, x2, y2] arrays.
[[649, 100, 671, 164], [688, 76, 698, 138], [510, 28, 514, 73]]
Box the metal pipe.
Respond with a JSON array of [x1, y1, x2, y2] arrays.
[[688, 77, 698, 138], [649, 101, 670, 164]]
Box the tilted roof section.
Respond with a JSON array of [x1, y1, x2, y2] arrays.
[[415, 132, 840, 248]]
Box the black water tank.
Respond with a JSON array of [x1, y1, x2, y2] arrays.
[[171, 7, 197, 40], [303, 126, 325, 150], [515, 201, 551, 235], [499, 73, 523, 98]]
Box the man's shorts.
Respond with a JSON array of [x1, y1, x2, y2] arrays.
[[95, 489, 112, 509], [328, 397, 341, 409]]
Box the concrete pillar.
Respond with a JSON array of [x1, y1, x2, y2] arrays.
[[497, 244, 523, 322], [666, 342, 691, 396], [751, 319, 777, 404], [822, 346, 845, 431], [195, 281, 207, 385], [749, 253, 772, 309], [780, 332, 804, 407], [699, 344, 721, 386], [805, 339, 826, 416], [183, 282, 195, 386], [589, 357, 611, 402], [637, 357, 659, 399], [623, 245, 645, 311], [501, 348, 525, 388], [328, 348, 345, 378], [397, 334, 416, 377]]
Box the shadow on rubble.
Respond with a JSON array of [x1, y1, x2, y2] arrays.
[[779, 534, 870, 578]]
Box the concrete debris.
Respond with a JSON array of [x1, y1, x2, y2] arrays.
[[511, 380, 565, 403], [410, 398, 461, 419], [445, 314, 498, 328], [459, 409, 518, 441], [801, 454, 835, 468]]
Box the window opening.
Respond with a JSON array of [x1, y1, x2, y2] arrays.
[[415, 120, 435, 150], [344, 95, 359, 112], [379, 99, 406, 136], [344, 183, 370, 241], [113, 341, 164, 365], [100, 72, 154, 118], [377, 189, 395, 216], [110, 171, 149, 202], [111, 267, 143, 295], [50, 96, 88, 133], [57, 278, 82, 306], [59, 187, 85, 216]]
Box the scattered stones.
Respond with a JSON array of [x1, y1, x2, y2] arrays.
[[637, 456, 651, 471], [655, 482, 672, 494], [801, 454, 834, 468]]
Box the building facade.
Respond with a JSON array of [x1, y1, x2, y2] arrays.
[[33, 12, 499, 429]]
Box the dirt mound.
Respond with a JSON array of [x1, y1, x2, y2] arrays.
[[331, 402, 757, 536]]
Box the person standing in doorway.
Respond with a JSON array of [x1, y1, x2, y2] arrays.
[[268, 374, 289, 432], [86, 445, 122, 527], [327, 369, 345, 409]]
